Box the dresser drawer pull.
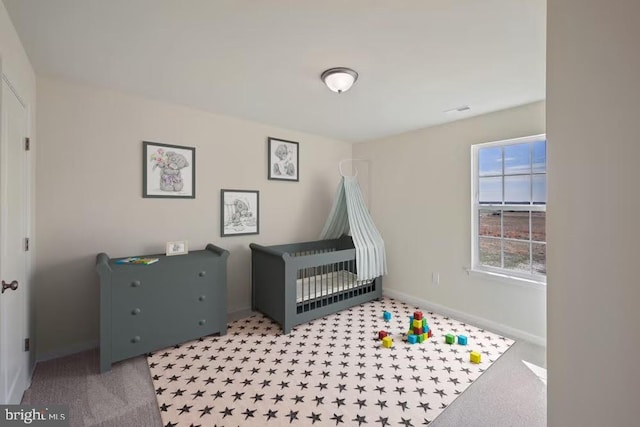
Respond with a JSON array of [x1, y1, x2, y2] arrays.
[[198, 319, 206, 326], [198, 295, 206, 301], [198, 271, 206, 277], [131, 280, 141, 287], [131, 308, 141, 315], [131, 336, 141, 343]]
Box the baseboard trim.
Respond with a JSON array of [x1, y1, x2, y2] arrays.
[[36, 339, 99, 363], [383, 289, 546, 347]]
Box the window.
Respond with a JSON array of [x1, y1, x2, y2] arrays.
[[471, 134, 546, 283]]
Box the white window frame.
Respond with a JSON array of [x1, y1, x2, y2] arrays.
[[471, 134, 547, 285]]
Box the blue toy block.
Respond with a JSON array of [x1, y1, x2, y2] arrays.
[[407, 334, 418, 344], [458, 335, 468, 345], [383, 311, 392, 321]]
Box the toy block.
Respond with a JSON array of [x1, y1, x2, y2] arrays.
[[423, 333, 428, 341], [445, 334, 455, 344], [383, 311, 392, 321], [409, 316, 414, 323], [412, 319, 422, 329], [407, 334, 418, 344], [413, 311, 423, 320], [424, 324, 430, 334], [413, 327, 423, 335], [422, 318, 427, 328], [427, 329, 433, 338], [417, 333, 425, 343], [457, 335, 468, 345], [382, 336, 393, 348], [378, 330, 388, 340], [470, 351, 481, 364]]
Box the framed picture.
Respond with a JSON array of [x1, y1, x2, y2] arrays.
[[143, 141, 195, 198], [221, 189, 259, 236], [166, 241, 189, 256], [268, 137, 299, 181]]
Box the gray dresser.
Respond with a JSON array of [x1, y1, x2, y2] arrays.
[[96, 244, 229, 373]]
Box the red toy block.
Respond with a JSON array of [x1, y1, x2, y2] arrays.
[[378, 330, 388, 340], [413, 327, 424, 335], [427, 329, 433, 338], [413, 311, 423, 320]]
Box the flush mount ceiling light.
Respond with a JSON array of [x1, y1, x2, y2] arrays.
[[321, 67, 359, 93]]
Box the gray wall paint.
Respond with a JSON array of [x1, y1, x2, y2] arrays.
[[35, 76, 352, 358], [354, 102, 546, 340], [547, 0, 640, 425]]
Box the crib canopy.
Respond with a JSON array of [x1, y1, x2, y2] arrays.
[[320, 176, 387, 280]]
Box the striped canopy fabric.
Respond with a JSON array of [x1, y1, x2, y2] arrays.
[[320, 176, 387, 280]]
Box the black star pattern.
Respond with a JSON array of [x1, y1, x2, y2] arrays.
[[330, 413, 344, 424], [353, 414, 367, 426], [198, 405, 212, 417], [147, 298, 513, 426], [241, 408, 256, 419], [177, 404, 192, 415], [308, 412, 322, 423]]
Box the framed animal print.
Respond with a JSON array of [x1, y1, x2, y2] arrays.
[[143, 141, 195, 198], [221, 189, 259, 237], [268, 137, 299, 181]]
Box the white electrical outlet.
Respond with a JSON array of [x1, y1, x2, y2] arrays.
[[432, 272, 440, 285]]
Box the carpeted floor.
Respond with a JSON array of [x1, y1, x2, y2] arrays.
[[21, 348, 162, 426], [148, 297, 513, 426]]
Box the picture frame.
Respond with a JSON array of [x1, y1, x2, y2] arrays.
[[143, 141, 196, 198], [166, 241, 189, 256], [221, 189, 259, 237], [268, 137, 299, 181]]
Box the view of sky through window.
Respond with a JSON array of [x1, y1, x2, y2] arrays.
[[478, 140, 546, 204]]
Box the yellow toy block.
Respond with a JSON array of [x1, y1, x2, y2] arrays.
[[382, 336, 393, 348], [470, 351, 481, 364], [412, 319, 422, 329], [423, 333, 428, 341]]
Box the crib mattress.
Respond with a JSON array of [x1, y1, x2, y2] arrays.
[[296, 270, 371, 303]]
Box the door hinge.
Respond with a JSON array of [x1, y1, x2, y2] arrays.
[[25, 137, 30, 151], [24, 338, 30, 352], [25, 238, 30, 251]]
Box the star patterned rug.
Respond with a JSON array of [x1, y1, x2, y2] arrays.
[[147, 297, 514, 426]]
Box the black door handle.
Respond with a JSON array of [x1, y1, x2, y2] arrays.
[[2, 280, 18, 293]]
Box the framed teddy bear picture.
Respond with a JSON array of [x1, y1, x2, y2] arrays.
[[143, 141, 195, 198], [268, 137, 299, 182], [220, 189, 259, 237]]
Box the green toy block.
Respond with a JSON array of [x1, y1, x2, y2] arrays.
[[445, 333, 455, 344], [417, 333, 425, 343]]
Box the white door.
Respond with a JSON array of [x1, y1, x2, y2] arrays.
[[0, 76, 30, 404]]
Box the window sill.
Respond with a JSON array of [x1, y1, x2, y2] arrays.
[[467, 268, 546, 290]]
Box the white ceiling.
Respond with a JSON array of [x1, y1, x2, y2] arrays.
[[3, 0, 546, 142]]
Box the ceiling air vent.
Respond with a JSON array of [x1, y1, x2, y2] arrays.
[[444, 105, 471, 114]]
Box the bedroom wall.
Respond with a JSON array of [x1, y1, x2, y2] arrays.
[[0, 0, 37, 372], [547, 0, 640, 425], [353, 101, 546, 342], [35, 76, 352, 359]]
